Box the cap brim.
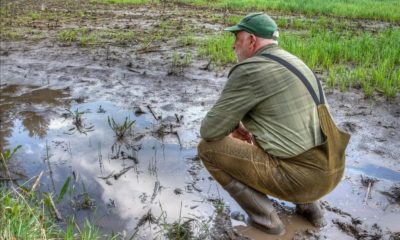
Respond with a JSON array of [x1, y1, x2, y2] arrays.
[[224, 25, 243, 32]]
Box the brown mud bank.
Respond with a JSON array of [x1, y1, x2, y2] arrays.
[[1, 1, 400, 239]]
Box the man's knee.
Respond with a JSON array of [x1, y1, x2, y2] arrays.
[[197, 138, 223, 163]]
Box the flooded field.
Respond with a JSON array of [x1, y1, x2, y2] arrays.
[[1, 1, 399, 239]]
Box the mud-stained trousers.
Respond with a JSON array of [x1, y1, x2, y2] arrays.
[[198, 105, 350, 204]]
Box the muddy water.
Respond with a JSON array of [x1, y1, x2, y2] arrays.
[[2, 84, 399, 239], [1, 91, 218, 236]]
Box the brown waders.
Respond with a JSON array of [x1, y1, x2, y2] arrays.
[[198, 54, 350, 234]]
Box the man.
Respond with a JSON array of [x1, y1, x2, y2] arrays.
[[198, 13, 350, 235]]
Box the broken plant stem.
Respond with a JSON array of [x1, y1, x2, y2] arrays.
[[174, 131, 182, 148], [147, 104, 160, 120], [98, 171, 115, 180], [31, 171, 44, 192], [364, 181, 372, 204], [114, 166, 134, 180], [49, 194, 62, 221], [150, 180, 161, 203]]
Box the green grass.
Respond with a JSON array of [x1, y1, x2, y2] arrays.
[[197, 26, 400, 98], [198, 32, 236, 66], [282, 28, 400, 98], [0, 186, 103, 240], [0, 187, 61, 239], [94, 0, 157, 4], [175, 0, 400, 22], [97, 0, 400, 22], [107, 116, 135, 140], [57, 28, 137, 46], [1, 145, 104, 240]]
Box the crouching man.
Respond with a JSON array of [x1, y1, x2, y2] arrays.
[[198, 12, 350, 235]]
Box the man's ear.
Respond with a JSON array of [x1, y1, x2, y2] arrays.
[[249, 34, 257, 48]]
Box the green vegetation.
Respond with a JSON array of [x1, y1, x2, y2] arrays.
[[1, 145, 21, 167], [96, 0, 156, 4], [99, 0, 400, 21], [282, 28, 400, 97], [172, 51, 193, 68], [108, 116, 135, 140], [0, 146, 102, 240], [65, 108, 95, 135], [57, 28, 136, 46], [1, 187, 61, 239], [158, 202, 212, 239], [212, 198, 225, 215], [197, 21, 400, 98], [58, 28, 79, 43], [0, 186, 104, 239], [175, 0, 400, 22], [198, 32, 236, 66]]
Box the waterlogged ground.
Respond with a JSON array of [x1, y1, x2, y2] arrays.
[[1, 1, 400, 239]]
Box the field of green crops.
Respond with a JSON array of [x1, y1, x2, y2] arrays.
[[98, 0, 400, 98]]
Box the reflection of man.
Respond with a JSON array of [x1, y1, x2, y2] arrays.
[[198, 13, 350, 234]]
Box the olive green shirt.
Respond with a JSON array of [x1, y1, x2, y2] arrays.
[[200, 44, 325, 157]]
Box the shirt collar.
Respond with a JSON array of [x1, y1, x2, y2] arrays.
[[253, 43, 278, 56]]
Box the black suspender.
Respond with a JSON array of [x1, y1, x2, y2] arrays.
[[261, 53, 325, 105]]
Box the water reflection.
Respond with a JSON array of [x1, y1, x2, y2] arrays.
[[347, 164, 400, 182], [3, 99, 213, 236], [3, 95, 399, 238], [0, 84, 71, 151]]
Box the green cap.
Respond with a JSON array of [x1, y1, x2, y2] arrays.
[[224, 12, 278, 39]]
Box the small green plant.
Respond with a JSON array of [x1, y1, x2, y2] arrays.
[[69, 108, 84, 126], [65, 108, 94, 135], [1, 145, 22, 180], [30, 11, 39, 21], [0, 29, 22, 41], [177, 32, 195, 46], [108, 116, 135, 140], [79, 32, 99, 46], [169, 50, 193, 75], [108, 30, 136, 45], [79, 182, 94, 209], [0, 145, 22, 165], [165, 219, 193, 240], [58, 29, 78, 42], [77, 218, 101, 239], [212, 198, 225, 215], [57, 176, 71, 204], [158, 202, 212, 239]]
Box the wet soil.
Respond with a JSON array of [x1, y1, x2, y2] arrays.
[[1, 1, 400, 239]]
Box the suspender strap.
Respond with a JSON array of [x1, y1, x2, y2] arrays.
[[262, 53, 325, 105]]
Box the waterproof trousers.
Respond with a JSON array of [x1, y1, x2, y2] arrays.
[[198, 105, 348, 204]]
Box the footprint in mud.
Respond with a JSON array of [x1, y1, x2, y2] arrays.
[[339, 121, 359, 133]]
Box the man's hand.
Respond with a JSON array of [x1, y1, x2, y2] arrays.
[[230, 122, 253, 144]]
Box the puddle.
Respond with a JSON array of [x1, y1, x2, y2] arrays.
[[1, 90, 216, 236], [347, 164, 400, 182], [2, 85, 400, 239]]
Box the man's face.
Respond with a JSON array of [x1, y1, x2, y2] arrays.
[[233, 31, 254, 63]]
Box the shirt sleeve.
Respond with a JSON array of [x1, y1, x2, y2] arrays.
[[200, 63, 258, 141]]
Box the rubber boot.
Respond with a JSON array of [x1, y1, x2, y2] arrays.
[[296, 201, 327, 227], [224, 179, 285, 235]]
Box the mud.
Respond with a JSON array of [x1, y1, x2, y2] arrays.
[[1, 1, 400, 239]]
